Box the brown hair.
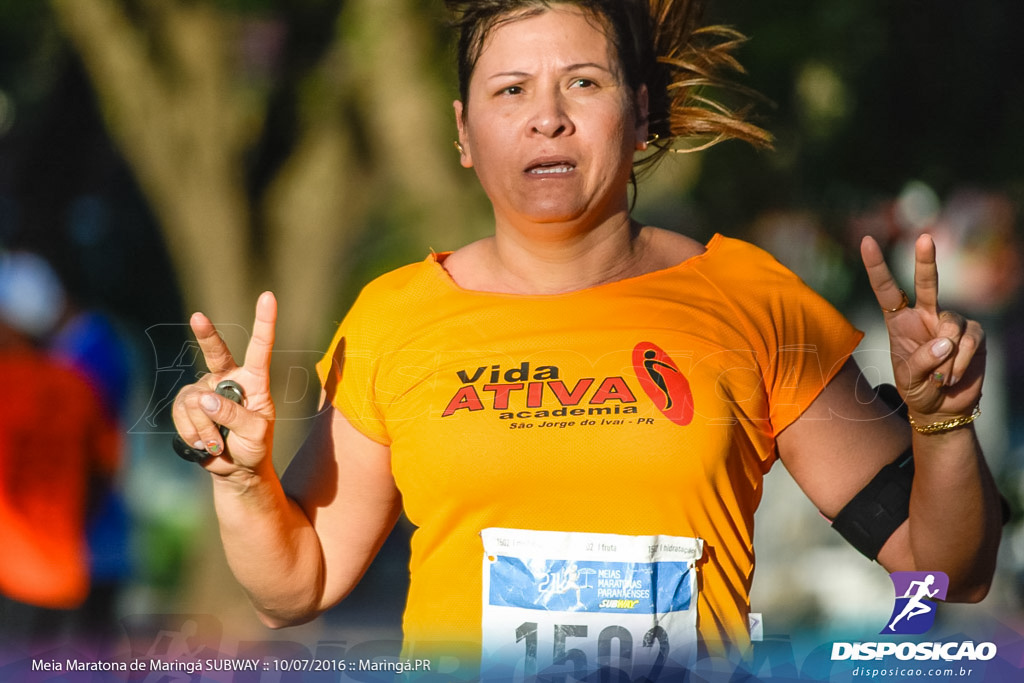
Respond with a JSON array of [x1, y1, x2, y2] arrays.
[[445, 0, 772, 173]]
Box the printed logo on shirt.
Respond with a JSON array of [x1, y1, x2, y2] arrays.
[[441, 345, 696, 427], [881, 571, 949, 635], [441, 361, 640, 420], [631, 342, 694, 426]]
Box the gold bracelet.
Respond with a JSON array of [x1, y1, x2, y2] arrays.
[[908, 405, 981, 435]]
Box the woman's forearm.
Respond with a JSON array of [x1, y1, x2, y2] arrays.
[[211, 472, 326, 627], [907, 423, 1002, 602]]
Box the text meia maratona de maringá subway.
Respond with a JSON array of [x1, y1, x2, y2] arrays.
[[31, 658, 263, 674]]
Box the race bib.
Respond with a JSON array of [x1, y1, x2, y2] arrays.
[[480, 528, 703, 682]]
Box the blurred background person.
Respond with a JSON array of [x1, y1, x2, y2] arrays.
[[48, 269, 135, 642], [0, 250, 121, 647]]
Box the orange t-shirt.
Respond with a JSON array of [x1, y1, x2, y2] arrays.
[[317, 234, 862, 655], [0, 350, 120, 608]]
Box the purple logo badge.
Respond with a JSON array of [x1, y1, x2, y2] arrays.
[[881, 571, 949, 635]]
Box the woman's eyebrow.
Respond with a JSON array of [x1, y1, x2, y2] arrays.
[[563, 62, 613, 73], [486, 70, 531, 82], [485, 62, 613, 81]]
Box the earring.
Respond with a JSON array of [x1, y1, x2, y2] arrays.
[[638, 133, 659, 151], [454, 141, 465, 154]]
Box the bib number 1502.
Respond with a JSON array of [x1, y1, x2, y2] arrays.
[[514, 621, 669, 682]]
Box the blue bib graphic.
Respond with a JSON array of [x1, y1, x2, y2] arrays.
[[488, 557, 693, 615]]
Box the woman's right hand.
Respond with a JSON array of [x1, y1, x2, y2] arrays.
[[172, 291, 278, 481]]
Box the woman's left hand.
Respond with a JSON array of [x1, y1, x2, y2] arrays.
[[861, 234, 986, 422]]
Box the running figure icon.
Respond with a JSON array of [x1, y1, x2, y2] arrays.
[[631, 341, 695, 426], [642, 349, 678, 410], [539, 563, 586, 610], [888, 574, 939, 631], [882, 571, 949, 635]]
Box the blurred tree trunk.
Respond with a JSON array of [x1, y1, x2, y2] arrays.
[[50, 0, 487, 633], [51, 0, 255, 325], [51, 0, 484, 445]]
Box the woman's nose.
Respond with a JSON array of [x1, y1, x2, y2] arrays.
[[530, 89, 575, 138]]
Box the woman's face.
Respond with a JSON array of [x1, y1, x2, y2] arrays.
[[455, 6, 647, 232]]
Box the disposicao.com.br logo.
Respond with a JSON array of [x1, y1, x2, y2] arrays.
[[831, 571, 997, 663]]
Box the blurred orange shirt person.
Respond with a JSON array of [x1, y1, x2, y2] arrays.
[[0, 343, 121, 609]]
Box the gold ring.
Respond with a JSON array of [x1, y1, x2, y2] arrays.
[[881, 289, 909, 313]]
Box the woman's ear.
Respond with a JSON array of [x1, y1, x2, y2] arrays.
[[453, 100, 473, 168]]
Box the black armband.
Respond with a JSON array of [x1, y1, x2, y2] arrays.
[[831, 383, 1011, 557], [829, 447, 914, 561]]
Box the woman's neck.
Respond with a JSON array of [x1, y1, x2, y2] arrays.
[[490, 214, 648, 294], [440, 214, 706, 295]]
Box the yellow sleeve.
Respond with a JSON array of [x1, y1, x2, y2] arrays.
[[698, 238, 864, 437], [315, 299, 391, 446], [314, 258, 439, 446]]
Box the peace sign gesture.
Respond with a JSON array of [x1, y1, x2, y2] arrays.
[[172, 292, 278, 478], [861, 234, 986, 423]]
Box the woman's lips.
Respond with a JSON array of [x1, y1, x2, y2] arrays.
[[525, 157, 577, 175]]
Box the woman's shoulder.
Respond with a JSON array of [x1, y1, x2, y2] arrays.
[[435, 237, 498, 292], [640, 227, 706, 270], [343, 256, 450, 325], [674, 231, 796, 280], [644, 230, 827, 311]]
